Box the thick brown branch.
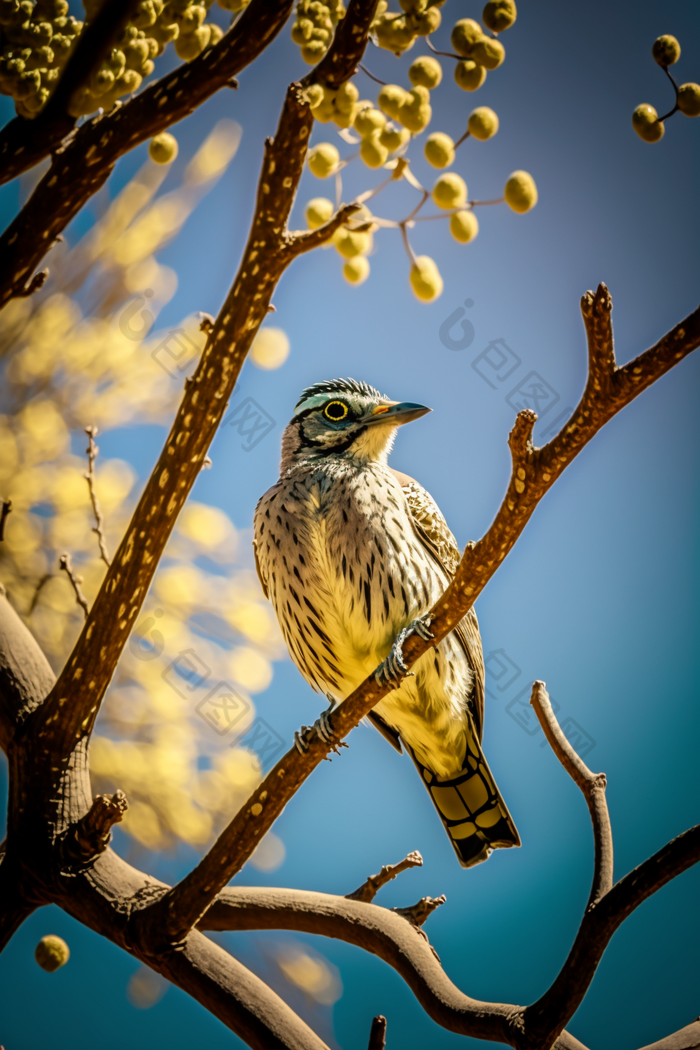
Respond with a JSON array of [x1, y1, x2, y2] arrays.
[[0, 585, 54, 752], [635, 1017, 700, 1050], [530, 682, 613, 907], [524, 825, 700, 1049], [61, 790, 128, 866], [346, 850, 423, 903], [0, 0, 295, 307], [84, 427, 111, 567], [202, 884, 585, 1049], [0, 842, 36, 952], [128, 288, 700, 947]]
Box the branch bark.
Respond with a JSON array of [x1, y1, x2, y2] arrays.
[[0, 0, 295, 306], [133, 286, 700, 945], [346, 849, 423, 903]]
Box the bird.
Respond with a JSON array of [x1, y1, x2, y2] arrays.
[[253, 378, 520, 868]]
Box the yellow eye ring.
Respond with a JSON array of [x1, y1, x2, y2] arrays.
[[323, 400, 349, 422]]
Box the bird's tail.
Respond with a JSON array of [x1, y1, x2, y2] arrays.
[[404, 732, 521, 869]]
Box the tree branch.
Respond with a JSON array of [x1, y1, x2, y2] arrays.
[[58, 553, 89, 619], [0, 585, 54, 752], [368, 1015, 387, 1050], [285, 202, 362, 256], [635, 1018, 700, 1050], [530, 682, 613, 907], [346, 849, 423, 903], [0, 841, 36, 952], [129, 287, 700, 949], [0, 500, 11, 541], [0, 0, 142, 183], [0, 0, 295, 307]]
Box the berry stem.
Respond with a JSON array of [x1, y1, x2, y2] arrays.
[[426, 36, 463, 62], [358, 63, 387, 86], [399, 222, 418, 267], [658, 64, 680, 121], [454, 128, 472, 149]]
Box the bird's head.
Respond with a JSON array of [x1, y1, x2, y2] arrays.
[[280, 378, 431, 471]]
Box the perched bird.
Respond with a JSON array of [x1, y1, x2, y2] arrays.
[[253, 378, 520, 867]]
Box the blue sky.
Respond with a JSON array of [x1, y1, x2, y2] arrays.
[[1, 1, 699, 1048]]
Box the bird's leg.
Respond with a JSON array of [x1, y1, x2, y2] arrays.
[[375, 614, 434, 685], [294, 696, 349, 758]]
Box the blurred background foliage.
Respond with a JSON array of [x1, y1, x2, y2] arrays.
[[0, 118, 290, 867]]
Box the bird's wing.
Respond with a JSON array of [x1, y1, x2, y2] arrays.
[[252, 540, 268, 600], [391, 468, 485, 741], [252, 483, 283, 601]]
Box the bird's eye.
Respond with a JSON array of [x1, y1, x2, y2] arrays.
[[323, 400, 349, 421]]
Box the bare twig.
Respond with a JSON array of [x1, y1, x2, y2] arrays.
[[359, 63, 387, 85], [58, 553, 89, 619], [530, 682, 613, 907], [28, 573, 52, 615], [0, 500, 11, 541], [346, 850, 423, 902], [83, 426, 111, 567], [368, 1015, 387, 1050]]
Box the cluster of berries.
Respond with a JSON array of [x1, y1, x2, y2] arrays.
[[633, 35, 700, 143], [0, 0, 226, 119]]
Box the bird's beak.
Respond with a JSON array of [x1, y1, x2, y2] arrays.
[[365, 401, 432, 427]]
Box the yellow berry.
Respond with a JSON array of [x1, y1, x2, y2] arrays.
[[651, 34, 680, 67], [335, 79, 359, 113], [305, 197, 334, 229], [398, 85, 432, 133], [415, 6, 441, 35], [410, 255, 443, 302], [305, 83, 325, 109], [35, 935, 70, 972], [424, 131, 455, 168], [472, 37, 505, 69], [454, 59, 487, 92], [482, 0, 516, 33], [432, 172, 467, 209], [450, 209, 479, 243], [451, 19, 483, 57], [632, 103, 665, 142], [379, 124, 409, 151], [301, 39, 326, 64], [308, 142, 340, 177], [149, 131, 178, 164], [504, 170, 538, 212], [678, 83, 700, 117], [409, 55, 442, 89], [343, 255, 370, 285], [354, 105, 386, 136], [359, 131, 389, 168], [333, 226, 372, 258], [377, 83, 409, 119], [468, 106, 499, 140]]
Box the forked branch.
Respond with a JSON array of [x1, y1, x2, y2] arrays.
[[346, 849, 423, 902]]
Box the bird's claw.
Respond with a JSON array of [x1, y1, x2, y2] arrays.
[[294, 712, 348, 759], [294, 725, 313, 754], [374, 615, 434, 686]]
